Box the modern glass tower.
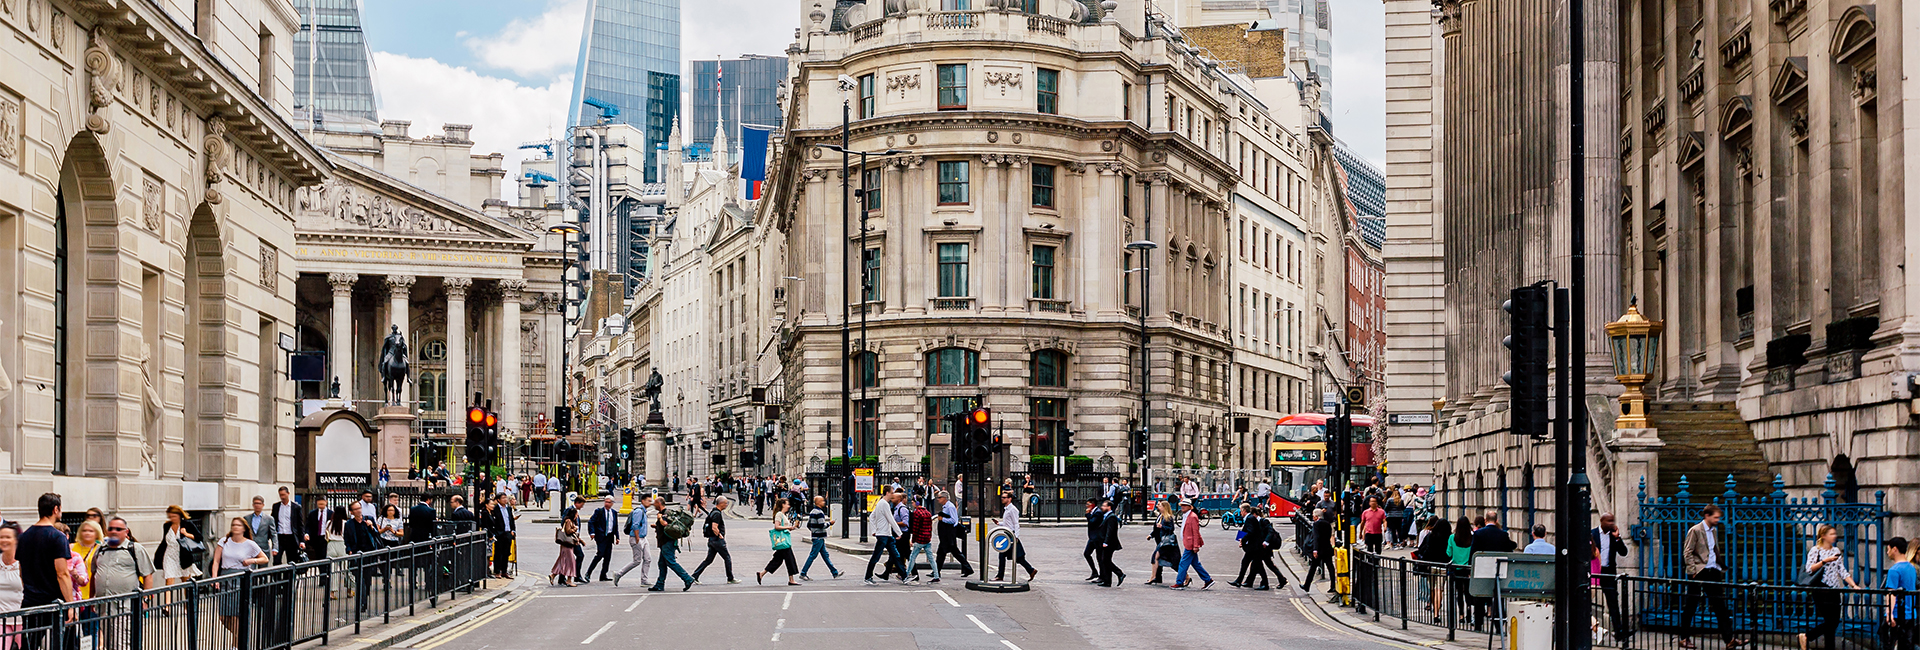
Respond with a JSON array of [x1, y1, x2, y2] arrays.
[[569, 0, 681, 182], [292, 0, 381, 131], [688, 55, 787, 158], [1263, 0, 1333, 111]]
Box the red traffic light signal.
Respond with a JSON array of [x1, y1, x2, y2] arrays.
[[484, 411, 498, 428], [969, 408, 989, 425], [468, 407, 486, 424]]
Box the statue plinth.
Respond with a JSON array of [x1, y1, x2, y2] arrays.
[[372, 406, 416, 485], [643, 408, 667, 488]]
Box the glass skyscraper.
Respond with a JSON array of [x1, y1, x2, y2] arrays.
[[569, 0, 681, 182], [292, 0, 381, 131], [688, 55, 787, 157]]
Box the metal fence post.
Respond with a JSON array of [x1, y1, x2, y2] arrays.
[[186, 579, 201, 650], [382, 548, 393, 625], [1446, 564, 1457, 641], [321, 559, 332, 645], [1400, 559, 1410, 630], [238, 569, 253, 650]]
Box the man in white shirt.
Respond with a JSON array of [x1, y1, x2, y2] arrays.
[[992, 491, 1038, 582], [864, 492, 907, 584], [1522, 525, 1555, 555], [272, 487, 304, 564]]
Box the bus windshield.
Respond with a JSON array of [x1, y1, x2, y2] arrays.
[[1274, 425, 1326, 443]]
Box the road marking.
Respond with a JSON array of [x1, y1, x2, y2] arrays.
[[1000, 641, 1024, 650], [782, 593, 793, 610], [624, 596, 646, 612], [966, 614, 994, 634], [579, 621, 616, 645], [1289, 599, 1424, 650], [413, 593, 532, 650], [933, 589, 960, 607], [771, 618, 785, 642]]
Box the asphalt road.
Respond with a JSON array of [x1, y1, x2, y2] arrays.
[[402, 512, 1417, 650]]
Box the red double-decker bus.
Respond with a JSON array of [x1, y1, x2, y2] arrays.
[[1264, 412, 1376, 517]]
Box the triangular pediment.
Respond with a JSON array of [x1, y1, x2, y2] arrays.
[[294, 153, 539, 244], [1771, 57, 1808, 103]]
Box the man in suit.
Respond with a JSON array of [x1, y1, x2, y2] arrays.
[[270, 487, 304, 564], [1082, 499, 1104, 582], [1592, 513, 1631, 644], [563, 496, 587, 582], [406, 496, 436, 544], [448, 495, 475, 533], [1679, 505, 1743, 649], [489, 493, 517, 578], [247, 496, 279, 558], [1096, 499, 1125, 587], [305, 496, 331, 563], [1302, 508, 1337, 592], [1468, 511, 1517, 627], [585, 496, 620, 582]]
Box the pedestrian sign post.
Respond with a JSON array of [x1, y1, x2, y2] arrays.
[[853, 468, 875, 493]]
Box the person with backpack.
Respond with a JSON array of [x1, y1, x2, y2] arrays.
[[799, 495, 842, 580], [91, 517, 152, 650], [612, 496, 655, 587], [689, 497, 738, 584], [649, 501, 695, 592]]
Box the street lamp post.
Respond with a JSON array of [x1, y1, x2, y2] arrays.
[[549, 223, 583, 482], [1124, 240, 1157, 513]]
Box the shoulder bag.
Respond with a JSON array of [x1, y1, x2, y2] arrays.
[[769, 515, 792, 551]]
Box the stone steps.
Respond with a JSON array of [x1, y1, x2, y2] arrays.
[[1647, 402, 1775, 501]]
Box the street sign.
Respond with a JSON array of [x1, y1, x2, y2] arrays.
[[1468, 553, 1557, 598], [1389, 412, 1435, 425], [853, 468, 875, 493], [1344, 385, 1367, 406], [988, 526, 1014, 553]]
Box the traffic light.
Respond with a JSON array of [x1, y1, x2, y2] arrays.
[[553, 405, 571, 438], [464, 404, 487, 465], [1057, 428, 1075, 456], [1326, 411, 1351, 485], [619, 428, 635, 460], [967, 408, 994, 465], [1503, 284, 1552, 438], [1128, 419, 1146, 460]]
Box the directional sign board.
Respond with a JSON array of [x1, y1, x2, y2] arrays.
[[988, 526, 1014, 554], [1467, 552, 1557, 598], [853, 468, 875, 493]]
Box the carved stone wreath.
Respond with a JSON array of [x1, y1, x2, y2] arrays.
[[983, 71, 1021, 95]]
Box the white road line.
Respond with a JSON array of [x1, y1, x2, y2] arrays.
[[771, 618, 785, 642], [966, 614, 994, 634], [782, 593, 793, 610], [1000, 641, 1024, 650], [579, 621, 616, 645], [624, 595, 647, 612], [933, 589, 960, 607]]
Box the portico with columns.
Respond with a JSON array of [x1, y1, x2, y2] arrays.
[[293, 156, 563, 472]]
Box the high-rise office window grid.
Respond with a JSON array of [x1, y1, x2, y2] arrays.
[[689, 56, 788, 153], [292, 0, 380, 127], [570, 0, 682, 181]]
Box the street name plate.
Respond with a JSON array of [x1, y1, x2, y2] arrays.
[[1388, 413, 1435, 425]]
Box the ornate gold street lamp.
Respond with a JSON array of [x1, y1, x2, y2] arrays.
[[1605, 298, 1664, 428]]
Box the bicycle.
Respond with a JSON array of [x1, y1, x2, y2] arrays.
[[1216, 508, 1245, 531]]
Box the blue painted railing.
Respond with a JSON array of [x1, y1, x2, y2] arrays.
[[1633, 473, 1887, 586]]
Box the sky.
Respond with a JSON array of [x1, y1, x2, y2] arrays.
[[354, 0, 1385, 189]]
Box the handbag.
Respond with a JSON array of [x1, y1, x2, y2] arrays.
[[176, 533, 207, 567], [769, 515, 793, 551], [1796, 564, 1824, 587]]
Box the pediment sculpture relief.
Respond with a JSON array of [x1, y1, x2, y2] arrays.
[[296, 178, 478, 235]]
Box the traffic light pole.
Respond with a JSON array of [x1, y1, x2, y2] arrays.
[[1562, 0, 1594, 641]]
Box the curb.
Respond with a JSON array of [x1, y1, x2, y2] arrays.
[[321, 573, 538, 650], [1273, 545, 1480, 650]]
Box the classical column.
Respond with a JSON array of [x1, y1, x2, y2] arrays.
[[385, 275, 415, 347], [445, 277, 471, 424], [542, 292, 563, 426], [903, 159, 929, 313], [327, 273, 358, 402], [499, 280, 526, 437], [980, 155, 1005, 312], [1005, 155, 1030, 312]]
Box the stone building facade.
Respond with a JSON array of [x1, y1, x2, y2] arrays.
[[1615, 0, 1920, 519], [0, 0, 327, 529], [763, 0, 1274, 479], [1380, 0, 1443, 490]]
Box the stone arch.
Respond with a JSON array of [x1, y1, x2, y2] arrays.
[[1829, 6, 1875, 63], [185, 201, 238, 480], [54, 132, 137, 477]]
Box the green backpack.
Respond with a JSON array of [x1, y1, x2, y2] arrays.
[[659, 509, 694, 541]]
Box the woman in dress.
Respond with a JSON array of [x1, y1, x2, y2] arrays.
[[211, 517, 269, 649], [376, 505, 405, 548], [325, 506, 351, 599], [157, 504, 203, 585], [756, 500, 800, 586], [1798, 525, 1860, 650], [1145, 500, 1178, 585], [551, 519, 581, 586]]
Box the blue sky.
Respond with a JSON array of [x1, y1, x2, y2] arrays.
[[353, 0, 1385, 186]]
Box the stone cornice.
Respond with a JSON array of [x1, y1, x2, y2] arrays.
[[67, 0, 329, 185]]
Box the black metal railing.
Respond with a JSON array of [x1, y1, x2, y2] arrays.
[[1344, 549, 1920, 649], [0, 531, 491, 650]]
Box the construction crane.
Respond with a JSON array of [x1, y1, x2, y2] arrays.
[[582, 97, 620, 122], [521, 170, 558, 186], [517, 141, 554, 157]]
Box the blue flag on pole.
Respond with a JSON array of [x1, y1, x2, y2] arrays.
[[741, 126, 771, 200]]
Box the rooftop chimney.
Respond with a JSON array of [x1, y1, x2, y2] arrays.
[[380, 120, 411, 138]]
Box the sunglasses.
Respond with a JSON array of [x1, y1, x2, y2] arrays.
[[107, 527, 127, 532]]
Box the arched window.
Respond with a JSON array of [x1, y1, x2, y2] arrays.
[[926, 348, 979, 386], [1029, 350, 1067, 387]]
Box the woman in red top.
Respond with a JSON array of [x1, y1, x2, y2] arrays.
[[1361, 497, 1388, 555]]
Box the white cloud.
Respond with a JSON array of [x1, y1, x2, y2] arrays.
[[371, 52, 573, 192], [1332, 0, 1386, 168], [464, 0, 588, 80], [684, 0, 797, 63]]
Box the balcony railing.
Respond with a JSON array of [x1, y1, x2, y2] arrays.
[[928, 11, 980, 30], [852, 19, 885, 42], [933, 298, 974, 310], [1026, 13, 1067, 35]]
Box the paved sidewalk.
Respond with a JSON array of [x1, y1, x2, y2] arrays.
[[1272, 544, 1489, 650], [317, 574, 535, 650]]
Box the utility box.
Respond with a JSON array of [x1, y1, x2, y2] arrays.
[[1507, 600, 1553, 650]]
